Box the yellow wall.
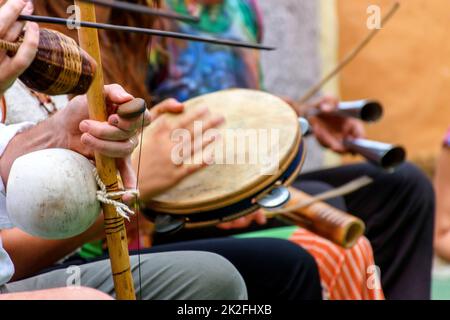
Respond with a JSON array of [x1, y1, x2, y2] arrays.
[[337, 0, 450, 164]]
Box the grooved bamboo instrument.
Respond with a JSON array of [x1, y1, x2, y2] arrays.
[[275, 188, 366, 249], [0, 29, 97, 95], [75, 0, 136, 300]]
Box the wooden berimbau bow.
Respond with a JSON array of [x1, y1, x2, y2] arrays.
[[75, 0, 136, 300], [0, 0, 273, 299]]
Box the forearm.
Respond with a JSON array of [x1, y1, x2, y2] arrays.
[[435, 232, 450, 262], [434, 148, 450, 262], [0, 116, 65, 186], [2, 220, 103, 281]]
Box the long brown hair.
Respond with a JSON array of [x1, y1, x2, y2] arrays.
[[34, 0, 159, 103]]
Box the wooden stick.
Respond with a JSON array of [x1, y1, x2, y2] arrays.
[[75, 0, 136, 300], [265, 188, 366, 249], [18, 15, 275, 51], [78, 0, 199, 22], [298, 2, 400, 104]]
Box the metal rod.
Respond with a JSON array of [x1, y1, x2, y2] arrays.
[[78, 0, 199, 22], [19, 15, 275, 51]]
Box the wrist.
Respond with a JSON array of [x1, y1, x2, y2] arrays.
[[47, 108, 70, 149], [0, 116, 67, 186], [294, 102, 310, 117]]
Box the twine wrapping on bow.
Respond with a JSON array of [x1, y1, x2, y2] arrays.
[[93, 168, 139, 221]]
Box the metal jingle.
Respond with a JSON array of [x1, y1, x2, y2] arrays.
[[298, 117, 311, 136], [257, 186, 291, 210], [154, 215, 186, 234]]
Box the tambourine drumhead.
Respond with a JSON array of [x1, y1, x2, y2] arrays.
[[145, 89, 303, 217]]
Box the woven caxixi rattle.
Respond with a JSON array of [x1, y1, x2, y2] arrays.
[[0, 28, 97, 96]]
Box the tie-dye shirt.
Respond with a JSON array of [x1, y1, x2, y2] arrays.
[[147, 0, 264, 103]]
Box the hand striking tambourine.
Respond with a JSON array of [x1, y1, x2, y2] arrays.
[[139, 89, 372, 248], [141, 89, 307, 232]]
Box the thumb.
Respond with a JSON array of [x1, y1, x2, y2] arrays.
[[255, 210, 268, 225]]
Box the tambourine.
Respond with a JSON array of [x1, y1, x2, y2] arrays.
[[141, 89, 308, 233]]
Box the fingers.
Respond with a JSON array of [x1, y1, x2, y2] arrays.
[[104, 86, 150, 132], [0, 0, 27, 38], [3, 0, 33, 41], [178, 145, 215, 174], [217, 217, 247, 230], [102, 84, 151, 135], [103, 84, 134, 105], [343, 119, 366, 139], [313, 122, 346, 153], [76, 84, 150, 160], [182, 110, 225, 140], [1, 21, 38, 82], [80, 132, 139, 158], [150, 98, 184, 121], [217, 212, 264, 230], [80, 119, 136, 141], [254, 210, 268, 225], [190, 131, 220, 158], [315, 95, 340, 113], [196, 113, 225, 134], [107, 110, 151, 133], [177, 106, 210, 128]]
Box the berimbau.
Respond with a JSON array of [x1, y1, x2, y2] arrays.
[[1, 0, 274, 300]]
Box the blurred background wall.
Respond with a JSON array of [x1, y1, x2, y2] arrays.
[[338, 0, 450, 172], [259, 0, 339, 172], [260, 0, 450, 174]]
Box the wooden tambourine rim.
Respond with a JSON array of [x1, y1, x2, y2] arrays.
[[183, 140, 306, 228], [143, 139, 306, 229], [147, 89, 301, 213], [151, 131, 302, 215]]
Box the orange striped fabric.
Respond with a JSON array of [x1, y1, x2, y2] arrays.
[[289, 228, 384, 300]]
